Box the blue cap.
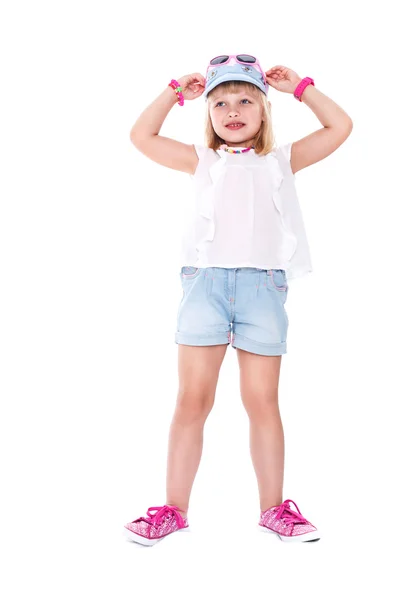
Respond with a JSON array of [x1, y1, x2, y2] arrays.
[[204, 62, 269, 99]]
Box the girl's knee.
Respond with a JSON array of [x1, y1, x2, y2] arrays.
[[242, 392, 280, 420], [175, 390, 215, 422]]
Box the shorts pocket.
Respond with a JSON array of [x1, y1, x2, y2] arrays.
[[268, 269, 288, 292], [181, 266, 202, 280]]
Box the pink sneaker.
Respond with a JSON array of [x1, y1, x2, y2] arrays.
[[259, 499, 320, 542], [123, 504, 189, 546]]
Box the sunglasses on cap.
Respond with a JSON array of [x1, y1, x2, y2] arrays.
[[207, 54, 267, 85]]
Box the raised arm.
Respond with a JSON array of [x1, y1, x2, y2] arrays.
[[264, 67, 353, 174], [290, 83, 353, 174], [129, 74, 206, 175]]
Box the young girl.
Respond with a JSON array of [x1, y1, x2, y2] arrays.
[[124, 54, 352, 545]]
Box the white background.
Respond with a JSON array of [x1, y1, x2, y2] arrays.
[[1, 0, 399, 598]]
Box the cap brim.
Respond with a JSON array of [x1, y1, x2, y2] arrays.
[[204, 73, 268, 99]]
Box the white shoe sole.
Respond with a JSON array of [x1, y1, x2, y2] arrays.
[[123, 526, 190, 546], [259, 525, 320, 542]]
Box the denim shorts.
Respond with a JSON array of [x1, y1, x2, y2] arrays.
[[175, 267, 289, 356]]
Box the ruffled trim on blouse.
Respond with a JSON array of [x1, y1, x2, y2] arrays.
[[194, 150, 226, 263], [267, 150, 298, 265]]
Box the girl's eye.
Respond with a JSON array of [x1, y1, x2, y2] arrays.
[[215, 99, 250, 107]]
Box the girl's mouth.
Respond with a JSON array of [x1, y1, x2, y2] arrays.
[[226, 123, 245, 130]]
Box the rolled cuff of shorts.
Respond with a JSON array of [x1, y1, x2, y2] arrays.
[[175, 332, 230, 346], [232, 333, 286, 356]]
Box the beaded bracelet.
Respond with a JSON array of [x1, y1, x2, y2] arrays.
[[168, 79, 184, 106]]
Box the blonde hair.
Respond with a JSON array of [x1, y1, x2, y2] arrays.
[[205, 81, 276, 156]]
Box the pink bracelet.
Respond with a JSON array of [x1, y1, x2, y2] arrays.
[[168, 79, 184, 106], [294, 77, 315, 102]]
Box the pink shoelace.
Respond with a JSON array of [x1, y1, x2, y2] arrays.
[[274, 499, 309, 526], [136, 505, 185, 529]]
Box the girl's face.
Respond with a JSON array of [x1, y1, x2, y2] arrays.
[[209, 85, 266, 147]]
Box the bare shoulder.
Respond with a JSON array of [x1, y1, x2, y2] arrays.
[[130, 134, 199, 175]]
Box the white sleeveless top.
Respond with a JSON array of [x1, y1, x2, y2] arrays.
[[179, 143, 313, 280]]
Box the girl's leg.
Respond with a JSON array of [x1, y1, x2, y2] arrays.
[[236, 349, 284, 512], [166, 343, 228, 517]]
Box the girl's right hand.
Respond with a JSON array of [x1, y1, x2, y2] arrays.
[[176, 73, 206, 100]]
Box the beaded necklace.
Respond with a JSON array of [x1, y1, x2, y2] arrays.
[[220, 144, 255, 154]]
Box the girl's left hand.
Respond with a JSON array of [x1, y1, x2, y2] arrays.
[[264, 66, 302, 94]]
